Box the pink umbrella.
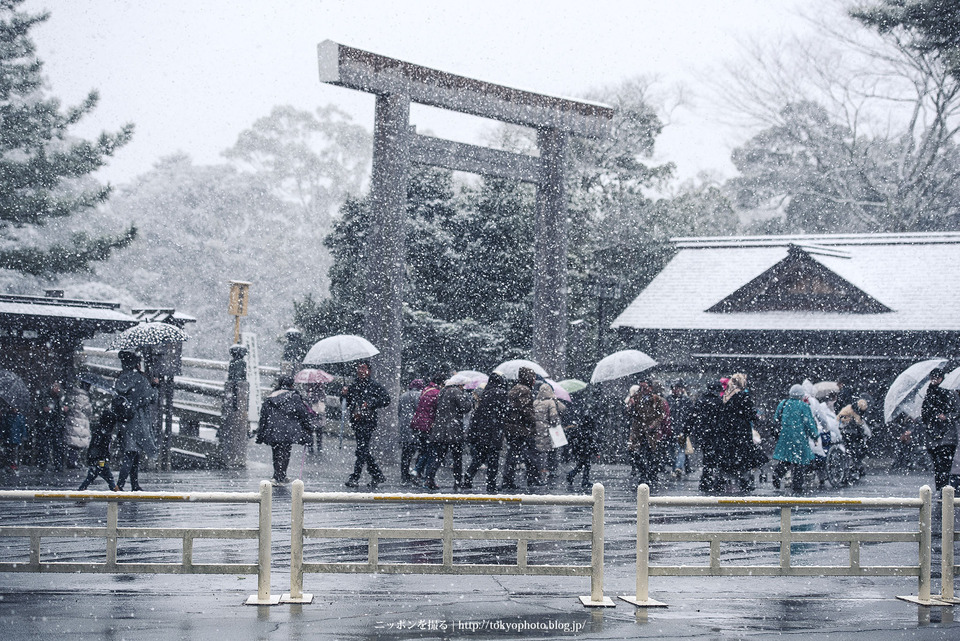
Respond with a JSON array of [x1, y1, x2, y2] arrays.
[[546, 378, 572, 402], [294, 368, 334, 384]]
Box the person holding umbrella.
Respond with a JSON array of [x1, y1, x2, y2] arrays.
[[114, 350, 158, 492], [256, 375, 314, 485], [921, 367, 960, 492], [342, 360, 390, 489]]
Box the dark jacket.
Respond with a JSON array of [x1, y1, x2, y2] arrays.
[[87, 408, 118, 463], [429, 385, 474, 444], [257, 389, 313, 446], [469, 376, 510, 447], [115, 369, 159, 457], [505, 382, 536, 440], [691, 386, 725, 467], [720, 388, 761, 473], [922, 384, 960, 448], [397, 389, 422, 446], [565, 400, 598, 459], [343, 377, 390, 433]]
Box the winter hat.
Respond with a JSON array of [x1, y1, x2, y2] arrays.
[[408, 379, 425, 390], [789, 384, 805, 399]]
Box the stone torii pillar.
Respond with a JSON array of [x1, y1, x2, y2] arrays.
[[318, 41, 612, 423]]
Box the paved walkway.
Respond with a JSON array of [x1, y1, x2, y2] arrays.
[[0, 442, 957, 640]]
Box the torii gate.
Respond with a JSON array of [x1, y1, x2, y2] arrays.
[[318, 40, 612, 403]]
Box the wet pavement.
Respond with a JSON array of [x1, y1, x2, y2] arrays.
[[0, 442, 958, 640]]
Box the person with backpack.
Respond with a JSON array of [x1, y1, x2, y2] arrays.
[[78, 399, 121, 491], [114, 350, 158, 492]]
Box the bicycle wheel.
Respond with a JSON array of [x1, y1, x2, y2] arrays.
[[826, 446, 849, 488]]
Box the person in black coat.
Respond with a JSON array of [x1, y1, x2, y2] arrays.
[[920, 368, 960, 492], [692, 380, 726, 493], [720, 373, 762, 492], [565, 389, 599, 489], [463, 372, 510, 493], [78, 401, 120, 491], [257, 375, 314, 484], [341, 361, 391, 488]]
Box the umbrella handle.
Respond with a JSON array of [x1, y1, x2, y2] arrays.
[[339, 398, 347, 449]]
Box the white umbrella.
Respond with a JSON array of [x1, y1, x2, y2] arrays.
[[813, 381, 839, 399], [302, 334, 379, 365], [447, 370, 488, 388], [590, 349, 657, 384], [494, 359, 549, 380], [108, 322, 188, 351], [942, 366, 960, 391], [883, 358, 948, 423]]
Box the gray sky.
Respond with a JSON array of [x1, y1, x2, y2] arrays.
[[27, 0, 815, 187]]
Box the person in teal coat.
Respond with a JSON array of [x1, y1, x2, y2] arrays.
[[771, 384, 820, 492]]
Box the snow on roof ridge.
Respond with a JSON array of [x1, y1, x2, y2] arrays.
[[672, 232, 960, 248]]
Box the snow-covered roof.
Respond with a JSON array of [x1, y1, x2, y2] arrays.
[[612, 233, 960, 332], [0, 294, 138, 328]]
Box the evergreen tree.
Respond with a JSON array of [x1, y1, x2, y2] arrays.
[[0, 0, 134, 276]]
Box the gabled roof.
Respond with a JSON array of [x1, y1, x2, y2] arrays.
[[612, 233, 960, 332]]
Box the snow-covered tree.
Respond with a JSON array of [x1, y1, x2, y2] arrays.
[[0, 0, 134, 276]]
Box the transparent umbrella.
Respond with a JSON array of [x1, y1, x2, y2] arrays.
[[301, 334, 380, 449], [293, 368, 334, 384], [0, 369, 30, 412], [494, 359, 549, 380], [883, 358, 948, 423], [447, 370, 488, 389], [108, 322, 188, 351], [557, 379, 588, 394], [590, 349, 657, 384], [302, 335, 379, 365], [941, 366, 960, 391]]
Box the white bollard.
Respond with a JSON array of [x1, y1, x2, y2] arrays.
[[281, 480, 313, 603], [246, 480, 280, 605], [579, 483, 614, 607], [942, 486, 956, 603], [619, 483, 666, 607]]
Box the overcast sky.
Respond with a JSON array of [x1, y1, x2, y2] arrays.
[[26, 0, 816, 187]]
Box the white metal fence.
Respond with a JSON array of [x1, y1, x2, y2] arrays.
[[0, 481, 278, 605], [623, 483, 942, 607], [284, 480, 614, 607], [1, 481, 956, 609]]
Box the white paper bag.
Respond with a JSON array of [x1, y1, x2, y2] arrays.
[[549, 425, 568, 448]]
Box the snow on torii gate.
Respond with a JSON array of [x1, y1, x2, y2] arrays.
[[318, 40, 613, 397]]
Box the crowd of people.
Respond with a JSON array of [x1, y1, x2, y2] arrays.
[[3, 354, 958, 497]]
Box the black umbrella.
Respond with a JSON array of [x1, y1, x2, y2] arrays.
[[0, 369, 31, 412], [108, 322, 189, 351]]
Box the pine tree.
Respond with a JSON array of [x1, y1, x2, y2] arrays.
[[0, 0, 134, 276]]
